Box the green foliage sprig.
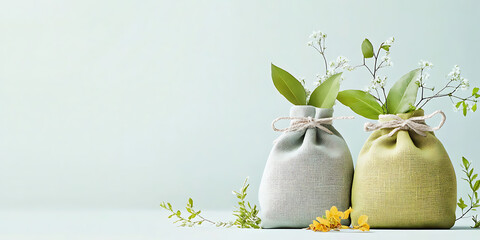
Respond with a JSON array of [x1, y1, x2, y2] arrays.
[[160, 198, 224, 227], [271, 31, 353, 108], [160, 178, 261, 228], [231, 178, 261, 228], [456, 156, 480, 228], [337, 37, 479, 119]]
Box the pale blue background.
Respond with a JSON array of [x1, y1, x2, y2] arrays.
[[0, 0, 479, 214]]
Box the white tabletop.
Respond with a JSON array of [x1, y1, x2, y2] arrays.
[[1, 209, 479, 240]]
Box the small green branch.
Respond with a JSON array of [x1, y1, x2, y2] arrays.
[[160, 178, 261, 229], [456, 157, 480, 228]]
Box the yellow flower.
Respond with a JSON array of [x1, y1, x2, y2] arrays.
[[307, 206, 369, 233], [307, 217, 330, 232], [326, 206, 342, 220], [325, 206, 343, 227], [342, 207, 352, 219], [353, 215, 370, 232], [316, 217, 331, 226]]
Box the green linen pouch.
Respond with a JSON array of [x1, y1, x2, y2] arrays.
[[351, 109, 456, 228], [259, 105, 354, 228]]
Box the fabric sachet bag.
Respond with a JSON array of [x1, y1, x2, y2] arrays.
[[351, 109, 456, 228], [259, 105, 354, 228]]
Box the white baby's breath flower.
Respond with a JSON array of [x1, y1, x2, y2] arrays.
[[381, 55, 393, 67], [378, 76, 387, 87], [419, 60, 434, 69], [336, 56, 349, 66], [329, 61, 336, 68], [448, 65, 461, 80], [373, 76, 386, 88], [314, 67, 342, 86], [299, 77, 312, 101], [326, 69, 335, 76], [299, 77, 306, 86], [461, 78, 470, 90], [308, 31, 327, 50], [346, 66, 355, 71], [314, 73, 327, 86], [383, 37, 395, 46], [319, 31, 327, 39], [309, 31, 326, 40], [325, 56, 352, 72]]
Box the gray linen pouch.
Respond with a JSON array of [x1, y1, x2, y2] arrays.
[[258, 106, 354, 228]]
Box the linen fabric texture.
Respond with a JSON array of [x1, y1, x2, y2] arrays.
[[351, 109, 456, 229], [259, 106, 354, 228]]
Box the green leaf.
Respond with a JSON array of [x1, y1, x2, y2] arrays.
[[381, 45, 390, 51], [473, 174, 478, 181], [473, 103, 477, 112], [474, 180, 480, 192], [463, 101, 468, 116], [271, 63, 307, 105], [474, 218, 480, 228], [361, 39, 374, 58], [176, 210, 181, 217], [337, 90, 383, 119], [386, 69, 421, 114], [456, 101, 463, 109], [308, 72, 342, 108], [458, 198, 468, 210], [463, 157, 470, 169], [188, 198, 193, 207], [473, 87, 479, 95]]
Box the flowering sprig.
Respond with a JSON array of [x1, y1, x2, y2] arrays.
[[355, 37, 395, 113], [271, 31, 350, 108], [337, 37, 479, 119], [308, 31, 353, 87], [307, 206, 369, 232], [415, 64, 478, 116], [308, 31, 328, 73]]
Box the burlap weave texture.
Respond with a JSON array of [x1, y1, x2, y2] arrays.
[[351, 109, 456, 228], [259, 106, 354, 228]]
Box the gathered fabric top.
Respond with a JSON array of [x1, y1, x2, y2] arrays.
[[364, 110, 446, 137], [272, 116, 354, 135]]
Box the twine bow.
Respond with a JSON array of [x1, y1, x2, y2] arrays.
[[272, 116, 354, 135], [364, 110, 446, 137]]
